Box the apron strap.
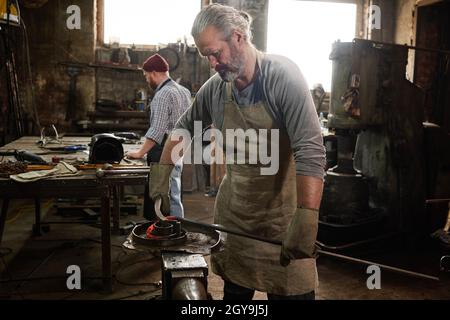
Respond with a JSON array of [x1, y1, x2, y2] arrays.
[[225, 82, 234, 104]]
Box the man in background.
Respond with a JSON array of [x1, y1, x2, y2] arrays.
[[126, 53, 191, 219]]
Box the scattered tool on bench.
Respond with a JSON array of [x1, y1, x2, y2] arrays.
[[0, 150, 48, 164], [39, 144, 87, 153]]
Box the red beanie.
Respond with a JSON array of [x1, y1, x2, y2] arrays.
[[142, 54, 169, 72]]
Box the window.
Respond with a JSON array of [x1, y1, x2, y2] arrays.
[[268, 0, 357, 91], [103, 0, 200, 45]]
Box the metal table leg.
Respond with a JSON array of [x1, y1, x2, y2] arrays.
[[0, 199, 10, 245], [101, 192, 112, 292], [33, 198, 42, 236], [112, 186, 120, 235]]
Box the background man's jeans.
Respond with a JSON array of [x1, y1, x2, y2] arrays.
[[145, 143, 184, 220], [169, 160, 184, 218]]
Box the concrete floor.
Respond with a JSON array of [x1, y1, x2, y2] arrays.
[[0, 192, 449, 300]]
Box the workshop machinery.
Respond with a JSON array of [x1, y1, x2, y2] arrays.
[[320, 39, 427, 249]]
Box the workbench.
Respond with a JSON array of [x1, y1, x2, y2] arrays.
[[0, 136, 148, 291]]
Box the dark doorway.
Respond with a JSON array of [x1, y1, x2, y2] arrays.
[[414, 1, 450, 133]]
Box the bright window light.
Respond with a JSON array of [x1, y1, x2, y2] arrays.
[[268, 0, 356, 91], [104, 0, 200, 45]]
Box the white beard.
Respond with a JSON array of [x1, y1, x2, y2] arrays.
[[217, 44, 245, 82]]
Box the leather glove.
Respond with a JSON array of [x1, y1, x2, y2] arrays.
[[148, 163, 174, 215], [280, 207, 319, 267]]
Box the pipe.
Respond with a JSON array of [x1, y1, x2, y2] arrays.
[[152, 199, 441, 282], [95, 168, 149, 178], [319, 250, 440, 282], [426, 199, 450, 204], [177, 217, 283, 246]]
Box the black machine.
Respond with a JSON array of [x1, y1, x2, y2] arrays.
[[88, 133, 124, 164]]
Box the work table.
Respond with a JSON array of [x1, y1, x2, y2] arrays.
[[0, 136, 150, 292]]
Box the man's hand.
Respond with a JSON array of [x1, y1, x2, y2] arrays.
[[148, 163, 174, 215], [126, 139, 157, 160], [125, 150, 145, 159], [280, 207, 319, 266]]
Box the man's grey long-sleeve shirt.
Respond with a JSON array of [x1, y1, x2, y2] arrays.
[[175, 53, 326, 179]]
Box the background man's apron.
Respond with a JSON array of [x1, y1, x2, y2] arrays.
[[211, 80, 318, 296], [145, 138, 184, 218], [144, 79, 185, 219], [144, 137, 166, 220]]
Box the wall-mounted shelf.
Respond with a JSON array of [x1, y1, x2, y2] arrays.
[[89, 63, 142, 72], [80, 110, 149, 134]]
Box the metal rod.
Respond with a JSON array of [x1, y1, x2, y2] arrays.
[[100, 192, 112, 292], [315, 233, 397, 251], [0, 199, 10, 245], [175, 217, 441, 282], [355, 38, 450, 55], [426, 199, 450, 204], [318, 250, 440, 282], [177, 217, 283, 246]]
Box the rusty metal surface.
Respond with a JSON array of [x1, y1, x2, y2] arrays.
[[162, 252, 209, 271], [132, 221, 187, 247], [161, 253, 209, 300]]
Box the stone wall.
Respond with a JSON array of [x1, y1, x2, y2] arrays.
[[6, 0, 210, 137], [20, 0, 96, 132]]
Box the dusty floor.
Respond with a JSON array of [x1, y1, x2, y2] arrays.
[[0, 192, 449, 300]]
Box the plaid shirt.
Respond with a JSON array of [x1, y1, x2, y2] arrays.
[[145, 79, 191, 145]]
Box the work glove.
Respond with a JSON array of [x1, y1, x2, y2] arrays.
[[148, 163, 174, 216], [280, 207, 319, 267]]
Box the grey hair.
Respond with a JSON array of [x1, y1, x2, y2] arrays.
[[191, 3, 253, 43]]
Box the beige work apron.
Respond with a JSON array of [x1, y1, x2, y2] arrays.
[[211, 55, 318, 295]]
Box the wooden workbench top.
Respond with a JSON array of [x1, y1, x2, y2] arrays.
[[0, 136, 147, 165]]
